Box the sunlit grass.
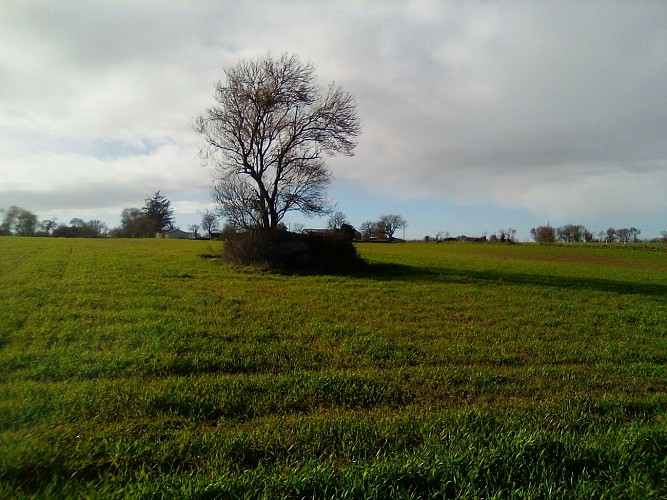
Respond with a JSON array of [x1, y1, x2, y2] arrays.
[[1, 237, 665, 497]]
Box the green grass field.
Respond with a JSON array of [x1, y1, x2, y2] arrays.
[[1, 237, 665, 498]]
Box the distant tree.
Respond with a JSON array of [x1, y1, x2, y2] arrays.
[[557, 224, 587, 243], [378, 214, 407, 241], [616, 228, 630, 243], [118, 207, 149, 238], [531, 225, 556, 244], [52, 224, 79, 238], [1, 206, 38, 236], [615, 227, 640, 243], [194, 53, 360, 231], [325, 211, 356, 240], [327, 211, 349, 231], [291, 222, 304, 234], [69, 218, 85, 229], [86, 220, 107, 238], [360, 221, 377, 240], [496, 228, 516, 244], [143, 191, 174, 234], [661, 231, 667, 244], [201, 209, 219, 240], [189, 224, 200, 239], [16, 209, 37, 236], [605, 228, 617, 243], [1, 206, 19, 235], [39, 218, 58, 236]]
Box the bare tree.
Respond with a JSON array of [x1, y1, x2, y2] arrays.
[[606, 227, 617, 243], [327, 211, 349, 230], [201, 209, 219, 240], [85, 220, 107, 238], [195, 53, 360, 230], [615, 227, 640, 243], [360, 221, 377, 240], [378, 214, 407, 241], [189, 224, 200, 239], [496, 228, 516, 244], [291, 222, 304, 234]]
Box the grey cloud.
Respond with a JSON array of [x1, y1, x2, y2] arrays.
[[0, 1, 665, 232], [333, 3, 667, 202]]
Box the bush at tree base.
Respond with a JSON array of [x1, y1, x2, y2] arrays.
[[221, 228, 365, 273]]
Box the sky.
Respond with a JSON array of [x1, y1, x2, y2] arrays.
[[1, 0, 666, 241]]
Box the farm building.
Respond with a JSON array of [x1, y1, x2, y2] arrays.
[[155, 228, 191, 239]]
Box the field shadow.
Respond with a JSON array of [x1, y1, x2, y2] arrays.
[[357, 263, 667, 299]]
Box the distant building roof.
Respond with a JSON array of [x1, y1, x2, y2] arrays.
[[156, 228, 191, 239]]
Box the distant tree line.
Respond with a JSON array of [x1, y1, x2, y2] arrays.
[[530, 224, 643, 244], [1, 192, 176, 239], [2, 202, 664, 245], [53, 219, 108, 238], [422, 225, 665, 245], [424, 229, 517, 244], [0, 206, 106, 238]]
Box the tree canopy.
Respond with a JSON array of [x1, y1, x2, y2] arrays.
[[530, 225, 556, 244], [143, 191, 174, 233], [378, 214, 407, 241], [1, 206, 37, 236], [194, 53, 360, 230]]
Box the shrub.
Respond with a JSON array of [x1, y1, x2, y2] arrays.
[[221, 228, 364, 273], [531, 226, 556, 244]]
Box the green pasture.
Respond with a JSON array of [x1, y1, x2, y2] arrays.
[[1, 237, 665, 498]]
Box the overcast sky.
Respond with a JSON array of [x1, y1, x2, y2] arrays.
[[1, 1, 665, 239]]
